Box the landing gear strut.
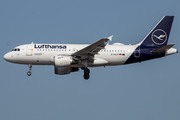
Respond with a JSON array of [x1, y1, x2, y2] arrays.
[[83, 68, 90, 80], [27, 64, 32, 76]]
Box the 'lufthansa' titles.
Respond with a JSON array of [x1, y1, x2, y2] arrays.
[[34, 44, 67, 49]]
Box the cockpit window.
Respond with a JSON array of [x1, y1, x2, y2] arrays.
[[11, 48, 20, 51]]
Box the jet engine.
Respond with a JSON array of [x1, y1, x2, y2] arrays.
[[54, 56, 72, 67], [54, 66, 79, 75], [53, 55, 79, 75]]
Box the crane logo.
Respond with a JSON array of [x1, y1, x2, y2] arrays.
[[151, 29, 167, 45]]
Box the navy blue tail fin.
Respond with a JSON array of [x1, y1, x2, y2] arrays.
[[140, 16, 174, 47]]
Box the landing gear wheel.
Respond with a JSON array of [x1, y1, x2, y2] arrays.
[[83, 68, 90, 80], [27, 71, 31, 76], [84, 73, 90, 80], [84, 68, 90, 74], [27, 64, 32, 76]]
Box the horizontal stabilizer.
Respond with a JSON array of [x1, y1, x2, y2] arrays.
[[152, 44, 175, 53]]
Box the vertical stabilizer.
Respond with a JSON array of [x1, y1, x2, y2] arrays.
[[140, 16, 174, 47]]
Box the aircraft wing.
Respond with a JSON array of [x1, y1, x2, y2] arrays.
[[72, 35, 113, 57]]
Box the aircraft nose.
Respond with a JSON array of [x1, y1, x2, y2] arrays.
[[4, 53, 11, 62]]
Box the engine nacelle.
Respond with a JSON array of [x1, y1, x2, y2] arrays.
[[54, 56, 72, 67], [54, 67, 79, 75]]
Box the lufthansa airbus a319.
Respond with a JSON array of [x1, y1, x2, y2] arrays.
[[4, 16, 178, 80]]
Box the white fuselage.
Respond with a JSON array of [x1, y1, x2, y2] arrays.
[[3, 16, 178, 79], [4, 43, 138, 67]]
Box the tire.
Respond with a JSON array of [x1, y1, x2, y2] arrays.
[[27, 71, 31, 76], [84, 68, 90, 74], [84, 74, 89, 80]]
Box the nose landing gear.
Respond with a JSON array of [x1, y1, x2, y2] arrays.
[[27, 64, 32, 76]]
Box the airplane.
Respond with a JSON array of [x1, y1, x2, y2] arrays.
[[4, 16, 178, 80]]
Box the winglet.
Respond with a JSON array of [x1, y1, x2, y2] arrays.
[[107, 35, 113, 41]]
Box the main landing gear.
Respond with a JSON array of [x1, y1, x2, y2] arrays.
[[83, 68, 90, 80], [27, 64, 32, 76]]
